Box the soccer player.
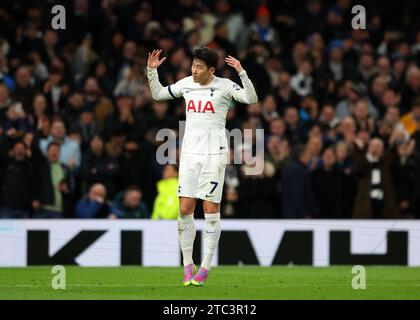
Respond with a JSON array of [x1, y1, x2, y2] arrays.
[[147, 47, 258, 286]]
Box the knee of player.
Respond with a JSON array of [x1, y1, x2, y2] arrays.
[[179, 201, 196, 216], [203, 202, 220, 214], [179, 208, 194, 216]]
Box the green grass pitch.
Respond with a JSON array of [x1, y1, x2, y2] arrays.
[[0, 266, 419, 300]]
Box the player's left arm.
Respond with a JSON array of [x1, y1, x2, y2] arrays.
[[225, 55, 258, 104], [147, 49, 184, 101]]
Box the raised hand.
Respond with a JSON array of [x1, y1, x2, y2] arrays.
[[398, 139, 416, 158], [353, 137, 365, 150], [225, 55, 244, 74], [147, 49, 167, 69]]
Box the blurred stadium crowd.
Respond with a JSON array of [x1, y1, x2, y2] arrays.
[[1, 0, 420, 219]]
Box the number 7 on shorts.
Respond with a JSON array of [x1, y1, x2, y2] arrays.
[[209, 181, 218, 194]]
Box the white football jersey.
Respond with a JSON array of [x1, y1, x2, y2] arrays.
[[147, 67, 258, 155], [171, 76, 239, 154]]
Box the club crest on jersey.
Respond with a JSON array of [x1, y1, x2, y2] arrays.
[[210, 88, 215, 97], [186, 100, 215, 113]]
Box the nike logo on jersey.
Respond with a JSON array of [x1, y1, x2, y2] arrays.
[[187, 100, 215, 113]]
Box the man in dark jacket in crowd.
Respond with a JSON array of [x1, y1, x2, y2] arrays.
[[311, 147, 346, 218], [237, 143, 279, 219], [103, 92, 146, 143], [118, 138, 154, 208], [395, 140, 418, 218], [0, 140, 34, 218], [281, 144, 318, 218], [112, 185, 150, 219], [32, 142, 73, 218], [82, 135, 119, 198], [351, 137, 401, 219]]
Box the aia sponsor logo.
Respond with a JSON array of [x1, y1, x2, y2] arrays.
[[186, 100, 215, 113]]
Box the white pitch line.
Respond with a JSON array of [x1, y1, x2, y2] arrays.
[[1, 283, 420, 288]]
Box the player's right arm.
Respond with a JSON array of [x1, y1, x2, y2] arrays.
[[147, 49, 182, 101], [225, 55, 258, 105]]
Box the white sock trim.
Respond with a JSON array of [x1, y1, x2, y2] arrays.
[[204, 212, 220, 221], [179, 213, 194, 221]]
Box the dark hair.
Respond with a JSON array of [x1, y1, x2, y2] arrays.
[[292, 144, 307, 161], [90, 134, 104, 143], [13, 140, 27, 149], [283, 106, 299, 116], [126, 185, 141, 193], [52, 117, 65, 125], [412, 98, 420, 109], [47, 141, 61, 151], [214, 19, 227, 31], [193, 47, 218, 69]]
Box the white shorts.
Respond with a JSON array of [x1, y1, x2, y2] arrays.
[[178, 153, 228, 203]]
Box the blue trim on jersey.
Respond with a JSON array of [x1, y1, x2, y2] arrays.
[[168, 85, 176, 99]]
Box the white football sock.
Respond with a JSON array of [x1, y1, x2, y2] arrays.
[[178, 213, 196, 266], [201, 212, 221, 270]]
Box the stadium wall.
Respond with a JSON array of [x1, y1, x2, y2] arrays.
[[1, 220, 420, 267]]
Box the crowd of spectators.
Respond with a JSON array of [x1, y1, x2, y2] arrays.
[[1, 0, 420, 219]]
